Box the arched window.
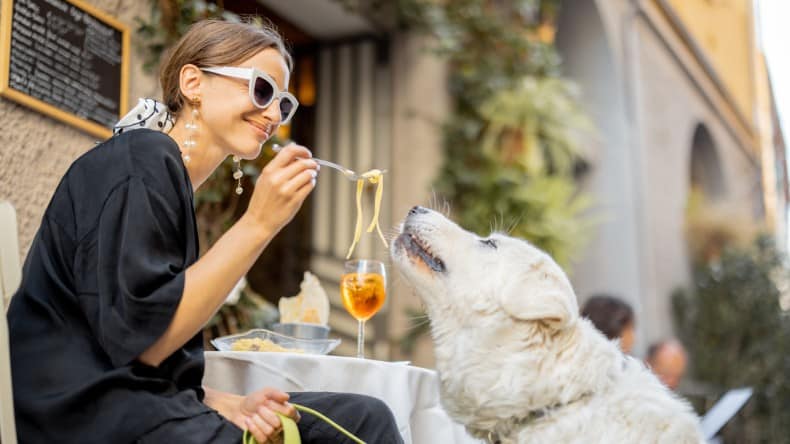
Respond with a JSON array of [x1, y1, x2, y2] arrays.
[[689, 124, 725, 201]]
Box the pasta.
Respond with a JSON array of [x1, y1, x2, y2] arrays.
[[231, 338, 304, 353], [345, 169, 388, 259]]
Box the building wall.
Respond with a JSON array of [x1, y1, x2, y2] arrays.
[[555, 0, 643, 341], [556, 0, 763, 354], [386, 32, 448, 367], [0, 0, 159, 261], [634, 14, 759, 343], [667, 0, 755, 124]]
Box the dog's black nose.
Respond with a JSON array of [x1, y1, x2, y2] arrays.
[[409, 206, 428, 216]]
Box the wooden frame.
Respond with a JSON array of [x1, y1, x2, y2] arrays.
[[0, 0, 129, 139]]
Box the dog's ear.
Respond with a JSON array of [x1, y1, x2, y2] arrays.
[[499, 257, 578, 329]]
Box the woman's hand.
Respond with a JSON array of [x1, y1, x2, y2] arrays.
[[203, 386, 299, 444], [238, 388, 300, 443], [244, 143, 318, 236]]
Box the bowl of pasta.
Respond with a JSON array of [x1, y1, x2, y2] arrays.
[[211, 329, 341, 355]]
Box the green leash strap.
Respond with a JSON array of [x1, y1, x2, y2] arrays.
[[242, 412, 300, 444], [242, 403, 367, 444]]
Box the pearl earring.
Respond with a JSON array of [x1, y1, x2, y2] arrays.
[[183, 97, 200, 164], [233, 156, 243, 195]]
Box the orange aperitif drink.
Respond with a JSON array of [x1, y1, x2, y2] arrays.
[[342, 259, 386, 358], [340, 272, 386, 321]]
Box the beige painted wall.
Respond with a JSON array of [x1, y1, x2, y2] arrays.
[[0, 0, 159, 261], [667, 0, 755, 125], [387, 31, 448, 368], [555, 0, 764, 353], [635, 14, 760, 344]]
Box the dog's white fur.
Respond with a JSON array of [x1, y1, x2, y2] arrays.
[[391, 208, 704, 444]]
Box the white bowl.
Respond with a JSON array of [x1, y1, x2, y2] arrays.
[[211, 329, 340, 355], [271, 322, 330, 339]]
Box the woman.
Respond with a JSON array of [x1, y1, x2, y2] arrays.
[[8, 19, 401, 444], [580, 294, 636, 354]]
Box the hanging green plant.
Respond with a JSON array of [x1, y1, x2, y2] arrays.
[[377, 0, 596, 268], [358, 0, 598, 356], [135, 0, 231, 72], [480, 77, 592, 176]]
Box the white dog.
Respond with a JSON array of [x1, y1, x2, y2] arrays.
[[390, 207, 704, 444]]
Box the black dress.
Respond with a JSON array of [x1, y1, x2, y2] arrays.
[[7, 129, 240, 443], [7, 128, 405, 444]]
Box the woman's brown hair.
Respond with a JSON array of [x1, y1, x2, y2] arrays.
[[159, 19, 292, 116]]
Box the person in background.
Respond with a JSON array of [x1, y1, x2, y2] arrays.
[[580, 294, 636, 354], [645, 339, 689, 391]]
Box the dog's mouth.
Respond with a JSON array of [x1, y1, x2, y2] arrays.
[[395, 231, 446, 272]]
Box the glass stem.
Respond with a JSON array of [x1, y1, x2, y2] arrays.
[[357, 320, 365, 359]]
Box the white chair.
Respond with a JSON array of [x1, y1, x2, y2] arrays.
[[0, 201, 20, 444]]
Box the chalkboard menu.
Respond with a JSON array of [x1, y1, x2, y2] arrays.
[[0, 0, 129, 138]]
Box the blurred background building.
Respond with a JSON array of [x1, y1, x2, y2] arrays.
[[553, 0, 788, 354], [1, 0, 787, 365], [3, 0, 788, 440]]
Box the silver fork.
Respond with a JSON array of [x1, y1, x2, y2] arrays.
[[272, 143, 385, 181]]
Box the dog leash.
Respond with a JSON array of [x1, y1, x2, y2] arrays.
[[242, 402, 367, 444]]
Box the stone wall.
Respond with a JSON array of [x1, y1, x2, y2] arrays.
[[0, 0, 159, 261]]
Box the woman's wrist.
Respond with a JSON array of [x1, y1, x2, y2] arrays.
[[203, 387, 243, 421], [236, 212, 277, 248]]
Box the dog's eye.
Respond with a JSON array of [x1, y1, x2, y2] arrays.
[[480, 239, 498, 249]]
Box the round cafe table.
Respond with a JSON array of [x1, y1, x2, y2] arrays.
[[203, 351, 484, 444]]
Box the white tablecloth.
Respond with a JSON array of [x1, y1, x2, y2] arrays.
[[203, 351, 483, 444]]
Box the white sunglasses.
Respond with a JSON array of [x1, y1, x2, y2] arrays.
[[201, 66, 299, 125]]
